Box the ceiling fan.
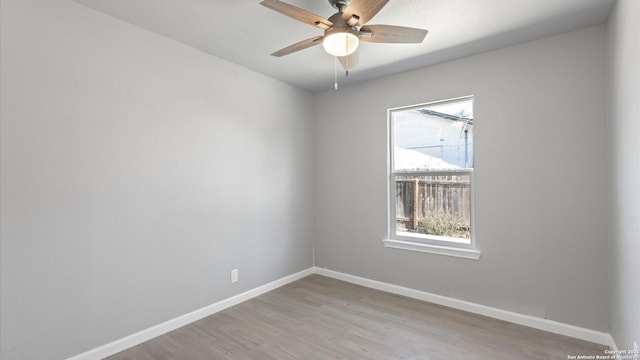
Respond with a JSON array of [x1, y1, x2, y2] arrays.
[[260, 0, 428, 72]]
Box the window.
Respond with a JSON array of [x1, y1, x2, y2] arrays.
[[384, 96, 480, 259]]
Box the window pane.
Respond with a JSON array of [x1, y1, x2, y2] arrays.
[[395, 175, 471, 240], [393, 99, 473, 172]]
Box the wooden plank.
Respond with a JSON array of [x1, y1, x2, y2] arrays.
[[412, 178, 419, 230], [105, 275, 609, 360]]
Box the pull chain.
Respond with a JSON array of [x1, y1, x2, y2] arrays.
[[334, 56, 338, 90]]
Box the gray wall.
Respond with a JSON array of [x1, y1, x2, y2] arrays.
[[314, 25, 610, 332], [608, 0, 640, 351], [0, 1, 315, 359]]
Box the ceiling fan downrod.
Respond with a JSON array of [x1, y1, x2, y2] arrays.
[[328, 0, 351, 13]]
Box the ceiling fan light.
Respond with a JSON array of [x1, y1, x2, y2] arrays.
[[322, 30, 359, 57]]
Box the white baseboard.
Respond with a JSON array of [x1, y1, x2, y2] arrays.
[[314, 267, 613, 347], [66, 267, 314, 360], [68, 265, 616, 359], [607, 335, 619, 352]]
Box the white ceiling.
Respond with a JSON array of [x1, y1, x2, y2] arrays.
[[72, 0, 614, 92]]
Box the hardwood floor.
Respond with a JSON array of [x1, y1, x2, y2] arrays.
[[106, 275, 608, 359]]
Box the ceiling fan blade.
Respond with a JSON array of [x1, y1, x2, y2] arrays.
[[260, 0, 333, 29], [341, 0, 389, 27], [338, 51, 359, 70], [359, 25, 428, 43], [271, 36, 324, 57]]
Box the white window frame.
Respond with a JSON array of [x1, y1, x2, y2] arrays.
[[383, 97, 481, 260]]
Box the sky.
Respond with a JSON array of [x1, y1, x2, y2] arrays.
[[392, 97, 474, 169]]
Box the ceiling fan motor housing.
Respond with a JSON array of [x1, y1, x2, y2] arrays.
[[327, 12, 354, 30]]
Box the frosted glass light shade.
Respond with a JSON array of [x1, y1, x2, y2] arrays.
[[323, 31, 359, 57]]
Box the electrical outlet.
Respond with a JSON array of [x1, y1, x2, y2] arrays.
[[230, 269, 238, 283]]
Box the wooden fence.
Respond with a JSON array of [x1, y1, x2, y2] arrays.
[[396, 176, 471, 231]]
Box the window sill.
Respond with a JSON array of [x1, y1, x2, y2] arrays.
[[382, 238, 481, 260]]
